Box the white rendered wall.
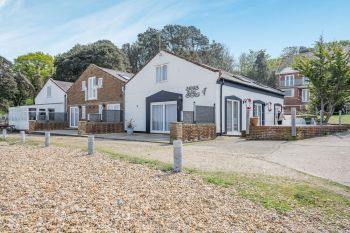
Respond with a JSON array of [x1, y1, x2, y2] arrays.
[[35, 79, 66, 106], [125, 52, 219, 132]]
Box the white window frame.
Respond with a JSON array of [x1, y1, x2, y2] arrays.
[[302, 89, 310, 102], [254, 103, 263, 126], [302, 76, 309, 85], [98, 78, 103, 88], [284, 75, 295, 87], [82, 81, 86, 91], [81, 106, 86, 119], [150, 101, 177, 133], [283, 88, 294, 97], [156, 64, 168, 83], [88, 77, 97, 100], [98, 104, 103, 120], [107, 103, 120, 110], [226, 99, 240, 135], [47, 86, 52, 98]]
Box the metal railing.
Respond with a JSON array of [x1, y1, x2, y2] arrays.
[[279, 79, 309, 87], [36, 112, 67, 122], [88, 110, 124, 123]]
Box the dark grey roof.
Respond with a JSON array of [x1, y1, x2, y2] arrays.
[[97, 66, 134, 81], [220, 71, 284, 96], [51, 79, 73, 92]]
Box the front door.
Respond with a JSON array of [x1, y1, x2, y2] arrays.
[[274, 105, 282, 125], [226, 99, 240, 135], [70, 107, 79, 128], [151, 101, 177, 133], [254, 103, 263, 126]]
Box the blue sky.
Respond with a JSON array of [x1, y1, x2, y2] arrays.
[[0, 0, 349, 61]]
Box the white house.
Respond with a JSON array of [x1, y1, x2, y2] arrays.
[[125, 50, 284, 135], [9, 79, 73, 130]]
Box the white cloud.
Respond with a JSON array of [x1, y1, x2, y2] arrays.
[[0, 0, 197, 60], [0, 0, 7, 8]]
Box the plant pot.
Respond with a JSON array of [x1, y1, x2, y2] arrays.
[[126, 128, 133, 136], [250, 116, 259, 126]]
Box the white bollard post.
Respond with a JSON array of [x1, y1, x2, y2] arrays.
[[173, 140, 183, 172], [88, 135, 94, 155], [2, 128, 7, 140], [45, 131, 50, 147], [20, 130, 25, 143], [291, 107, 296, 137], [339, 110, 342, 126]]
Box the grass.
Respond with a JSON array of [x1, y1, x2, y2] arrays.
[[2, 135, 350, 229], [328, 114, 350, 124]]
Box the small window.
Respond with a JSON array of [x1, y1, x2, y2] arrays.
[[284, 75, 294, 87], [283, 89, 294, 97], [81, 106, 86, 119], [82, 81, 86, 91], [47, 86, 52, 97], [156, 65, 167, 83], [98, 78, 103, 88], [302, 89, 310, 102]]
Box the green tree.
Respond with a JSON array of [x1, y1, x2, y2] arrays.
[[294, 37, 350, 123], [14, 52, 54, 101], [0, 56, 17, 110], [54, 40, 130, 82], [122, 25, 234, 73]]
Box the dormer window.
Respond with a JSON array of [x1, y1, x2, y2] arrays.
[[47, 86, 52, 97], [156, 65, 167, 83], [88, 77, 97, 100]]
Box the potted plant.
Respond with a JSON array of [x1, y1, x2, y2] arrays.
[[250, 116, 259, 126], [126, 119, 135, 136]]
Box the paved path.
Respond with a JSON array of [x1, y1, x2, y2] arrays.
[[21, 131, 350, 186]]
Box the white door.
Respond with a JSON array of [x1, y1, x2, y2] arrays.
[[226, 100, 240, 135], [70, 107, 79, 128], [151, 101, 177, 133]]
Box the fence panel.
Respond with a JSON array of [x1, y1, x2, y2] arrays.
[[195, 105, 215, 123], [183, 111, 194, 123], [102, 110, 123, 123]]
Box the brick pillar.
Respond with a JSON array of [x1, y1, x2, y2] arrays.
[[170, 122, 183, 143]]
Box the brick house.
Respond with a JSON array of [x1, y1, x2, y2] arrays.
[[67, 64, 133, 128], [275, 53, 312, 113]]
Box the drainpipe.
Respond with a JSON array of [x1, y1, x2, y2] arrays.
[[219, 72, 224, 136]]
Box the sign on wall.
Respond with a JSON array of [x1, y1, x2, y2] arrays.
[[185, 85, 207, 98]]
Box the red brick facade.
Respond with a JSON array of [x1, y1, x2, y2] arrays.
[[276, 71, 309, 113], [170, 122, 216, 143], [78, 121, 124, 135], [67, 64, 127, 124]]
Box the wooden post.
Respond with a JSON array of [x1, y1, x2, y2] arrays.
[[2, 129, 7, 140], [291, 107, 296, 137], [45, 131, 50, 147], [246, 109, 250, 135], [20, 130, 25, 143], [88, 135, 94, 155], [173, 140, 183, 172], [339, 110, 342, 126]]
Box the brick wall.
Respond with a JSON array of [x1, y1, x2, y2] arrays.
[[247, 125, 350, 140], [170, 122, 216, 143], [67, 64, 126, 123], [78, 121, 124, 135], [28, 120, 68, 132]]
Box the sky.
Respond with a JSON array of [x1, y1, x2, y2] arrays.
[[0, 0, 349, 61]]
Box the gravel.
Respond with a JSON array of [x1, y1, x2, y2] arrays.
[[0, 143, 326, 232]]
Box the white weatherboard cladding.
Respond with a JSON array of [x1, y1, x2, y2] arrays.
[[125, 52, 218, 132], [35, 79, 66, 105], [216, 85, 284, 133]]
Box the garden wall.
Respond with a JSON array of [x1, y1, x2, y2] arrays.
[[247, 125, 350, 140], [29, 120, 68, 132], [78, 121, 124, 135], [170, 122, 216, 143]]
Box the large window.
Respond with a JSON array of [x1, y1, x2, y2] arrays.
[[302, 89, 310, 102], [283, 89, 294, 97], [88, 77, 97, 100], [156, 65, 167, 83], [151, 101, 177, 133], [284, 75, 295, 87]]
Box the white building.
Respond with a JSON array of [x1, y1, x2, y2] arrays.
[[9, 79, 73, 130], [125, 50, 284, 135]]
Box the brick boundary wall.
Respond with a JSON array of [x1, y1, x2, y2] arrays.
[[170, 122, 216, 143], [78, 121, 124, 135], [247, 125, 350, 140], [29, 120, 68, 132]]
